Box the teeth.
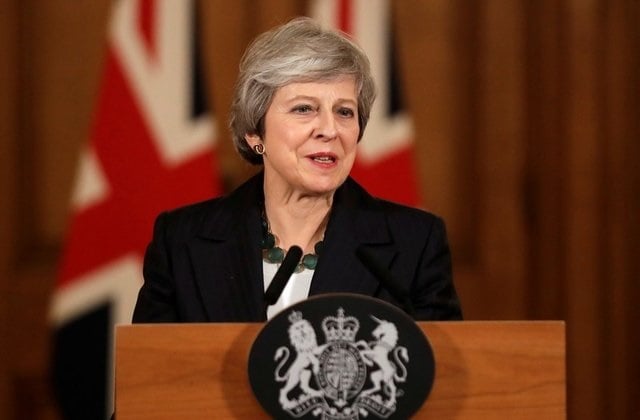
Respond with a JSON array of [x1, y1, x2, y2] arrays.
[[313, 156, 334, 162]]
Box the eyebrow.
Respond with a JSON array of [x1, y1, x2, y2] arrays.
[[286, 95, 357, 106]]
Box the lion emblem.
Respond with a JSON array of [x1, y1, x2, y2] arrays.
[[274, 311, 326, 409]]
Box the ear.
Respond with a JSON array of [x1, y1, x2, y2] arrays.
[[244, 133, 261, 148]]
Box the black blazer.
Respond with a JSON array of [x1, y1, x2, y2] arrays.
[[132, 173, 462, 323]]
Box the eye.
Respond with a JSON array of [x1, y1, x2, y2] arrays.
[[337, 107, 355, 118], [292, 104, 314, 114]]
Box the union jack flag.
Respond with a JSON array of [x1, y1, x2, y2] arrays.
[[50, 1, 220, 418], [310, 0, 421, 206]]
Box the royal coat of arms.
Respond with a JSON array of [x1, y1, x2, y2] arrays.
[[273, 308, 410, 419], [248, 293, 434, 420]]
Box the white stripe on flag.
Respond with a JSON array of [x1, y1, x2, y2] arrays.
[[111, 0, 216, 165], [310, 0, 414, 164], [50, 255, 143, 327]]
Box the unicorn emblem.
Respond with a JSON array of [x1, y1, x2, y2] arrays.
[[357, 316, 409, 408]]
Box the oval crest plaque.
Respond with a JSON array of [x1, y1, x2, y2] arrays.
[[248, 293, 435, 419]]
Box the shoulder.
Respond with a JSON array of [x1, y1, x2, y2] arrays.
[[151, 197, 224, 243], [155, 172, 263, 239], [379, 199, 446, 241], [340, 177, 445, 234]]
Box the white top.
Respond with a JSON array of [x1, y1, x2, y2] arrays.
[[263, 261, 314, 319]]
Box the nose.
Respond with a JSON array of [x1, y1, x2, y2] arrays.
[[314, 111, 338, 141]]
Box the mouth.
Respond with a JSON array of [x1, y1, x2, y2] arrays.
[[307, 153, 337, 164]]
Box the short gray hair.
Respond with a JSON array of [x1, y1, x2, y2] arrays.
[[230, 17, 377, 164]]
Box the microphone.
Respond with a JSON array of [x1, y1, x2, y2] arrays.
[[356, 246, 415, 317], [264, 245, 303, 306]]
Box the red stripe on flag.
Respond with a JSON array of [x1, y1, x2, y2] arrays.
[[57, 48, 219, 286], [351, 147, 421, 207], [138, 0, 156, 60], [338, 0, 353, 34]]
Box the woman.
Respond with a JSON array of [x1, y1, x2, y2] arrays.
[[132, 17, 461, 323]]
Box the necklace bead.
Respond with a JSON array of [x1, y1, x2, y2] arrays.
[[301, 253, 318, 270], [261, 232, 276, 249], [261, 210, 322, 271], [265, 246, 285, 263]]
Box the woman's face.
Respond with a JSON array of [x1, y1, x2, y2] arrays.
[[248, 77, 360, 197]]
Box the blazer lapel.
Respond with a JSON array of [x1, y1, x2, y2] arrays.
[[310, 178, 397, 297], [183, 174, 398, 320], [187, 175, 266, 322]]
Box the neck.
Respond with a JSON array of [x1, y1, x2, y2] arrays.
[[263, 193, 332, 254]]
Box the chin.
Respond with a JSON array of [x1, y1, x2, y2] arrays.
[[304, 185, 337, 196], [304, 178, 346, 196]]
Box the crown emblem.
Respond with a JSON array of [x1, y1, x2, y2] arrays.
[[322, 308, 360, 342], [288, 311, 303, 324]]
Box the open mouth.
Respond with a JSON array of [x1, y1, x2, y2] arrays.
[[311, 155, 336, 163], [308, 152, 337, 164]]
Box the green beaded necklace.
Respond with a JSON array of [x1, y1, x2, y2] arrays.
[[260, 211, 323, 272]]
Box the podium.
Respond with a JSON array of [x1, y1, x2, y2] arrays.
[[115, 321, 565, 419]]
